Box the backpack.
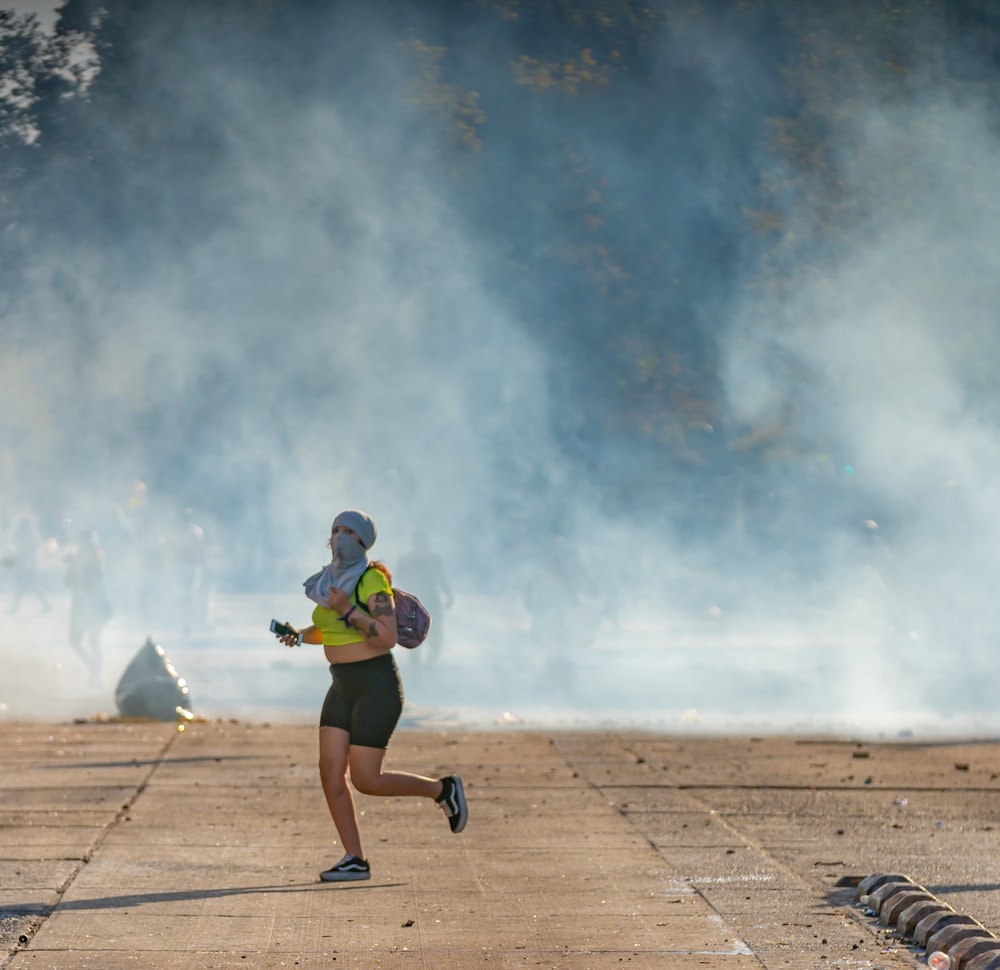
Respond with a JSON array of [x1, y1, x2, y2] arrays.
[[391, 587, 433, 649], [353, 570, 432, 649]]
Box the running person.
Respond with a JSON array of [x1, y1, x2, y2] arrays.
[[274, 509, 467, 882]]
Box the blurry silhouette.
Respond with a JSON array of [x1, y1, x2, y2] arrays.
[[113, 479, 158, 618], [859, 518, 893, 582], [170, 507, 207, 629], [64, 529, 112, 687], [6, 514, 52, 614], [395, 531, 453, 663], [522, 535, 596, 678]]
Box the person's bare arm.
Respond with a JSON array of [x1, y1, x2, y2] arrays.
[[326, 588, 398, 649], [300, 625, 323, 645], [347, 591, 397, 649]]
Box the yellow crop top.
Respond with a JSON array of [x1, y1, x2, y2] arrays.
[[311, 567, 393, 646]]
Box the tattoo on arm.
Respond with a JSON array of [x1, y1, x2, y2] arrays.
[[356, 592, 395, 640], [371, 593, 394, 618]]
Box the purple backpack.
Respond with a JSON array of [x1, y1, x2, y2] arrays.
[[391, 587, 432, 649], [352, 572, 432, 649]]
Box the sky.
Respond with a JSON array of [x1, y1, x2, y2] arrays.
[[9, 0, 58, 28]]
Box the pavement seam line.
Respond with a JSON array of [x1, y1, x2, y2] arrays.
[[589, 739, 920, 968], [547, 736, 768, 967], [76, 729, 183, 867], [675, 786, 930, 966], [1, 727, 182, 968]]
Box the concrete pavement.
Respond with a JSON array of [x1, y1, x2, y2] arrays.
[[2, 721, 1000, 969]]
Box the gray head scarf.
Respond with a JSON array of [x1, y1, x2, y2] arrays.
[[303, 510, 378, 607]]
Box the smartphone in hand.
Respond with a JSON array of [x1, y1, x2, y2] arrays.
[[270, 619, 303, 645]]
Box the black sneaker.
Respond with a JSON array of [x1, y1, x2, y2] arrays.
[[319, 854, 370, 882], [436, 775, 468, 833]]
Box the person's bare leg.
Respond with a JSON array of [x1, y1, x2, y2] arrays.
[[318, 726, 364, 858], [348, 745, 444, 799]]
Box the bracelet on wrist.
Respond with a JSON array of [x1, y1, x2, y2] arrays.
[[342, 606, 356, 625]]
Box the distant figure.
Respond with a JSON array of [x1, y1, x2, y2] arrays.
[[6, 514, 52, 614], [65, 529, 112, 687], [855, 517, 901, 637], [860, 519, 893, 582], [114, 479, 153, 617], [395, 531, 453, 663], [172, 507, 207, 627], [522, 535, 595, 675]]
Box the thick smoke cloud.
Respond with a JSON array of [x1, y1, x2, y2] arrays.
[[720, 53, 1000, 721], [8, 3, 555, 569], [3, 1, 999, 733]]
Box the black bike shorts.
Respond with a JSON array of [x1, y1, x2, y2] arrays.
[[319, 653, 404, 749]]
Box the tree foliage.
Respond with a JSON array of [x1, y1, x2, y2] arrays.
[[0, 8, 97, 147]]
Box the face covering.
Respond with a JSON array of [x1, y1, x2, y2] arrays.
[[303, 513, 377, 608], [331, 531, 365, 567], [302, 509, 378, 608]]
